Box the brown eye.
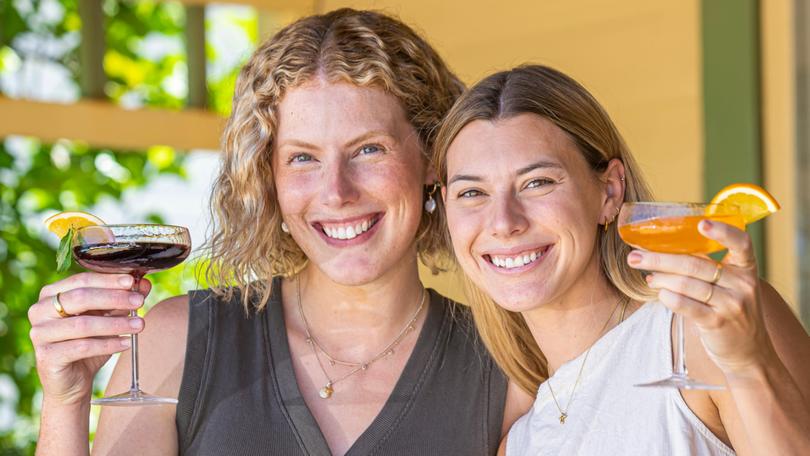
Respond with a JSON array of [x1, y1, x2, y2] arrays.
[[525, 178, 554, 189], [458, 189, 484, 198]]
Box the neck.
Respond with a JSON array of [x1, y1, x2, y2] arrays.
[[287, 257, 426, 361], [521, 259, 628, 374]]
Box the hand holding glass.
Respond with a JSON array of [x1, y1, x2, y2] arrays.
[[72, 224, 191, 405], [617, 203, 744, 390]]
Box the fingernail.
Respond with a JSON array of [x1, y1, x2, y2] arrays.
[[128, 318, 143, 329], [129, 294, 144, 306], [701, 220, 713, 231], [628, 251, 643, 266], [120, 338, 131, 348], [119, 276, 132, 287]]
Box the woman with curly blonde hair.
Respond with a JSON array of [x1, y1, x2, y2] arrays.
[[29, 9, 532, 455]]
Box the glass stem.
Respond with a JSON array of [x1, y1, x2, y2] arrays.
[[129, 273, 143, 395], [674, 313, 688, 377]]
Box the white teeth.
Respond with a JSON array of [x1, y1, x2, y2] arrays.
[[322, 217, 375, 240], [490, 249, 544, 270]]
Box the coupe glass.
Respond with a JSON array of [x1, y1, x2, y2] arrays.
[[617, 202, 743, 390], [73, 224, 191, 405]]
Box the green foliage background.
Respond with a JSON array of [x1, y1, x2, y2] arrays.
[[0, 0, 257, 453]]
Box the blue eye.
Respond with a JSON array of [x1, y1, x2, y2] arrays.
[[289, 153, 313, 163], [358, 144, 383, 155]]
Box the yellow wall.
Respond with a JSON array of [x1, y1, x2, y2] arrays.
[[761, 0, 799, 309], [320, 0, 705, 300]]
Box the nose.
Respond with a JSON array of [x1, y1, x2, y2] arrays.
[[489, 192, 529, 238], [319, 159, 360, 208]]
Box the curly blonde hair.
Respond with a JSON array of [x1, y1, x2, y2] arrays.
[[433, 65, 657, 395], [205, 8, 464, 311]]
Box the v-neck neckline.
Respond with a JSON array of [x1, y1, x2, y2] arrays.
[[263, 277, 446, 455]]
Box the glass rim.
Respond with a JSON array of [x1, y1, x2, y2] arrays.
[[620, 201, 737, 208], [75, 223, 189, 232]]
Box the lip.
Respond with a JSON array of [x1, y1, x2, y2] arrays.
[[480, 244, 552, 275], [312, 212, 384, 247]]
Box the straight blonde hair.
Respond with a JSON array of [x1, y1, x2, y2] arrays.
[[433, 65, 657, 395], [205, 9, 464, 311]]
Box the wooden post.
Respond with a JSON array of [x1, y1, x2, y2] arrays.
[[78, 0, 106, 99], [185, 5, 207, 109]]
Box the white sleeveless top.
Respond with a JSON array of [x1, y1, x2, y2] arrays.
[[506, 302, 735, 456]]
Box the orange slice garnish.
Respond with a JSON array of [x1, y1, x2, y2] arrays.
[[708, 183, 780, 224], [44, 211, 105, 238]]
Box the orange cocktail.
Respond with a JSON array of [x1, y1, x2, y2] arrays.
[[618, 208, 745, 255]]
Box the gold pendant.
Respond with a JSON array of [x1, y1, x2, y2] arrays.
[[319, 383, 334, 399], [559, 413, 567, 424]]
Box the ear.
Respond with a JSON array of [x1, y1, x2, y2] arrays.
[[600, 159, 626, 224], [424, 167, 438, 186]]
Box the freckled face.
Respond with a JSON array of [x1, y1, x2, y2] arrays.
[[272, 80, 428, 286], [443, 114, 607, 312]]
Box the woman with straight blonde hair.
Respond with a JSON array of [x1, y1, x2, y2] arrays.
[[435, 64, 810, 455], [28, 9, 532, 455]]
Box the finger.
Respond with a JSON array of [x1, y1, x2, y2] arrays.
[[30, 288, 144, 322], [628, 250, 724, 284], [30, 315, 144, 346], [657, 289, 717, 326], [646, 273, 729, 307], [137, 277, 152, 296], [698, 220, 757, 270], [38, 337, 131, 368], [40, 273, 136, 300]]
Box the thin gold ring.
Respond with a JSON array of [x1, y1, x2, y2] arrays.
[[709, 262, 724, 284], [52, 292, 70, 318], [703, 285, 715, 303]]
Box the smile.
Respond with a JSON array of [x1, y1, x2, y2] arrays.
[[314, 213, 382, 241], [483, 246, 551, 270]]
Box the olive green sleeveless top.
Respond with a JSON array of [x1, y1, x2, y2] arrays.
[[176, 278, 507, 455]]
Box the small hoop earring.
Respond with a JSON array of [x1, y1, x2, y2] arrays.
[[424, 182, 440, 214], [603, 208, 620, 233], [281, 221, 290, 233]]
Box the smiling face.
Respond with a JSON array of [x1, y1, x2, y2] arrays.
[[443, 113, 618, 312], [272, 80, 429, 286]]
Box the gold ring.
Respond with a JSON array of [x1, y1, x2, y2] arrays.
[[703, 285, 715, 303], [709, 262, 724, 284], [52, 293, 70, 318]]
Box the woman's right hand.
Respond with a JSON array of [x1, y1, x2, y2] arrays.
[[28, 272, 148, 406]]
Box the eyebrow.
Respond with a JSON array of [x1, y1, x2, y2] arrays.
[[447, 160, 563, 186], [276, 130, 395, 151]]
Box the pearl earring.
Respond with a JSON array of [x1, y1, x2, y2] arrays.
[[281, 222, 290, 233], [424, 182, 439, 214]]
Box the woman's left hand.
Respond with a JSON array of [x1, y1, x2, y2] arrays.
[[627, 219, 776, 376]]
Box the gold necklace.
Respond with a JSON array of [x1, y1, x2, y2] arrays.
[[296, 277, 426, 399], [547, 297, 628, 424]]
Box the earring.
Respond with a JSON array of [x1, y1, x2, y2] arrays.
[[281, 221, 290, 233], [424, 182, 439, 214], [603, 207, 620, 232]]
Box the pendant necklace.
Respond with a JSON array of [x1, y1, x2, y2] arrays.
[[296, 277, 426, 399], [547, 297, 628, 423]]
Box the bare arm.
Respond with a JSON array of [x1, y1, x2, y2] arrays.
[[637, 220, 810, 455], [500, 380, 533, 437], [710, 281, 810, 455], [31, 273, 149, 456], [91, 296, 189, 455]]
